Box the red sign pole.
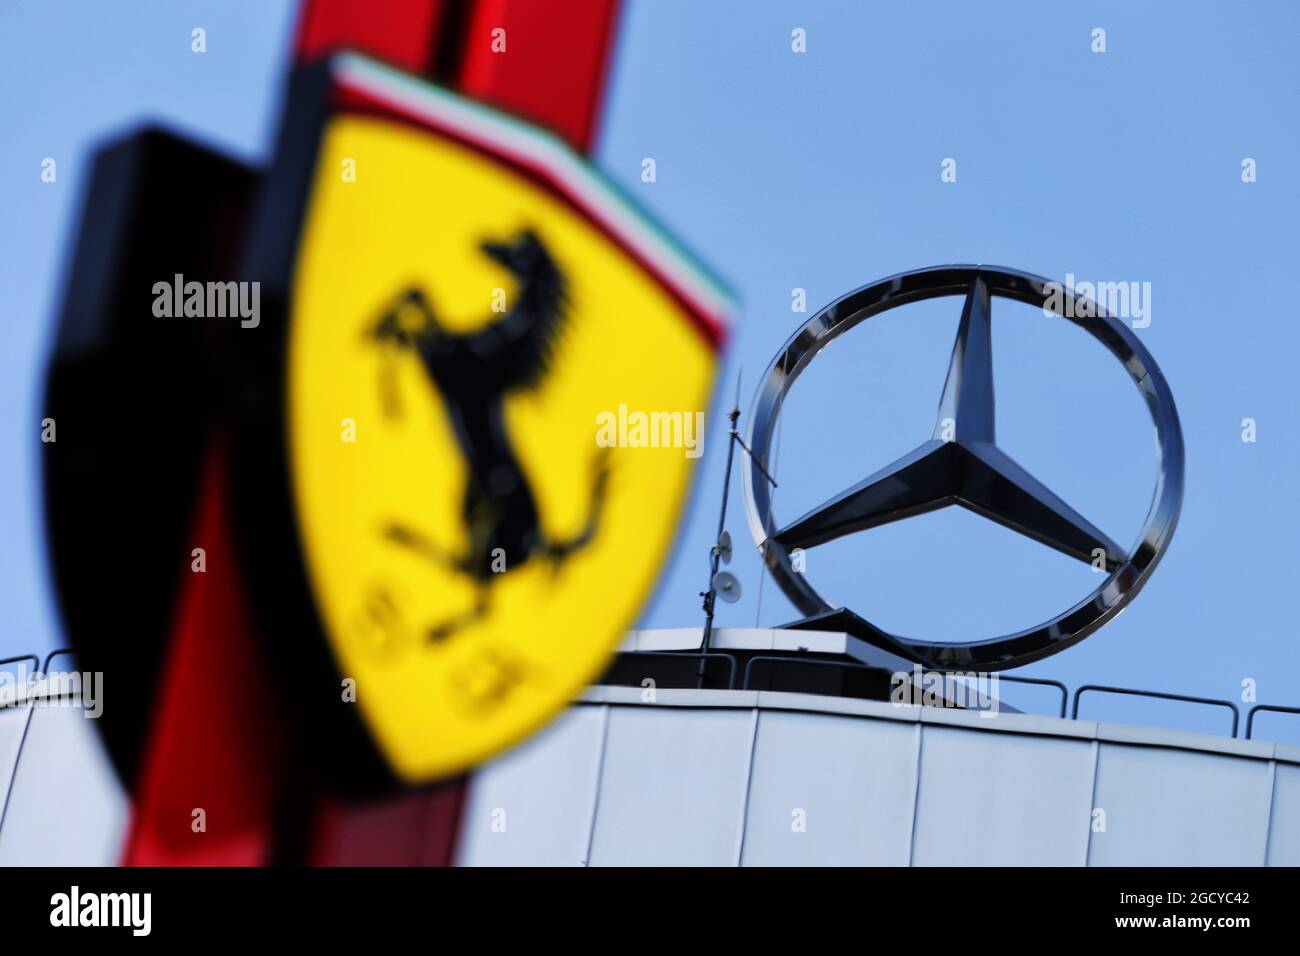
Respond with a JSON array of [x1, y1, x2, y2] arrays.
[[123, 0, 625, 867], [123, 437, 287, 866]]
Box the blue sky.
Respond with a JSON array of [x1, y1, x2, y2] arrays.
[[2, 1, 1296, 739]]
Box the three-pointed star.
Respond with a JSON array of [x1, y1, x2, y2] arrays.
[[772, 276, 1127, 572]]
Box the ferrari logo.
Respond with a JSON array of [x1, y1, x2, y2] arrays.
[[372, 228, 613, 643], [283, 56, 731, 781]]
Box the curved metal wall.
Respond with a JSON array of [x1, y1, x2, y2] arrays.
[[1, 663, 1295, 866], [457, 687, 1300, 866], [0, 657, 128, 866]]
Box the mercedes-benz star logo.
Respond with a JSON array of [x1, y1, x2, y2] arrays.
[[743, 265, 1184, 670]]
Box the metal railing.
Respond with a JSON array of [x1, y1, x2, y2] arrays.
[[987, 675, 1069, 719], [617, 651, 738, 689], [1073, 685, 1240, 738], [741, 655, 881, 692], [42, 648, 74, 672], [0, 655, 40, 675], [1246, 704, 1300, 741], [0, 655, 40, 707], [620, 652, 1288, 739], [11, 645, 1300, 743], [739, 659, 1069, 717]]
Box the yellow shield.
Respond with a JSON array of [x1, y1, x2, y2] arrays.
[[285, 56, 730, 782]]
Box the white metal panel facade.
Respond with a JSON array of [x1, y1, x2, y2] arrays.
[[1087, 743, 1274, 866], [0, 703, 128, 866], [0, 705, 31, 828], [912, 726, 1095, 866], [1266, 761, 1300, 866], [457, 705, 606, 867], [587, 705, 754, 866], [0, 654, 1296, 867], [740, 710, 918, 866], [457, 688, 1299, 866]]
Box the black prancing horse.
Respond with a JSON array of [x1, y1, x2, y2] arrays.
[[371, 229, 611, 641]]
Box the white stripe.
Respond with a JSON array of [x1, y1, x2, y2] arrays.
[[332, 54, 733, 325]]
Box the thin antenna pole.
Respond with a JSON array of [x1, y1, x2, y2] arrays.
[[699, 370, 742, 686]]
